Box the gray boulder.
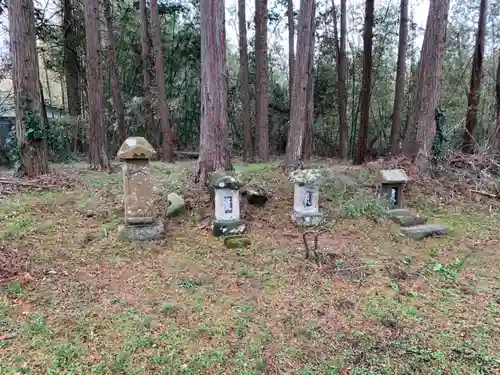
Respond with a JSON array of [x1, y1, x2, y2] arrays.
[[166, 193, 185, 217]]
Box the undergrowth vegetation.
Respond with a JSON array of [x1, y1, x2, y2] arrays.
[[0, 161, 499, 374]]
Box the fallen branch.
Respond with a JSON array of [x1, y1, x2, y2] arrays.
[[0, 179, 58, 188], [303, 229, 330, 261], [470, 189, 498, 198], [0, 333, 17, 341]]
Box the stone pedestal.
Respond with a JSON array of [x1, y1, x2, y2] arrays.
[[117, 137, 164, 241], [289, 169, 325, 227], [209, 171, 246, 237], [378, 169, 408, 209]]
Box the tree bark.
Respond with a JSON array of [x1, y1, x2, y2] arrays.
[[463, 0, 487, 154], [196, 0, 233, 182], [63, 0, 80, 118], [255, 0, 270, 162], [288, 0, 294, 110], [62, 0, 81, 153], [284, 0, 315, 173], [354, 0, 374, 165], [402, 0, 450, 172], [151, 0, 174, 162], [332, 0, 348, 158], [490, 56, 500, 154], [8, 0, 49, 176], [139, 0, 155, 142], [302, 9, 316, 161], [84, 0, 109, 169], [389, 0, 408, 156], [103, 0, 127, 148], [238, 0, 253, 161]]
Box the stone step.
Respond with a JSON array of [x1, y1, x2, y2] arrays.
[[401, 224, 448, 240], [388, 208, 427, 227]]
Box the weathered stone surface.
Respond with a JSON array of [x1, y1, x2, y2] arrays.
[[117, 137, 156, 160], [379, 169, 409, 184], [118, 218, 165, 241], [212, 219, 247, 237], [224, 236, 251, 249], [166, 193, 185, 217], [208, 171, 242, 190], [289, 169, 323, 186], [122, 159, 155, 224], [388, 208, 426, 227], [401, 224, 447, 240], [292, 212, 326, 227], [241, 186, 268, 206]]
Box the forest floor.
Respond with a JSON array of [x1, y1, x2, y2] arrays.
[[0, 159, 499, 375]]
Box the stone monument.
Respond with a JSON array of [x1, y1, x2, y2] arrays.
[[378, 169, 408, 209], [290, 169, 325, 227], [209, 171, 246, 237], [117, 137, 165, 241]]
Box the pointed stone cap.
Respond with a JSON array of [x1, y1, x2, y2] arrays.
[[289, 169, 324, 186], [117, 137, 156, 160], [379, 169, 408, 184], [208, 171, 243, 190]]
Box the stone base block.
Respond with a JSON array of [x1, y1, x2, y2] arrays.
[[292, 211, 325, 227], [224, 236, 251, 249], [118, 218, 165, 241], [388, 209, 427, 227], [401, 224, 447, 240], [212, 220, 247, 237]]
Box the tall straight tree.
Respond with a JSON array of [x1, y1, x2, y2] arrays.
[[490, 56, 500, 154], [389, 0, 408, 155], [332, 0, 348, 158], [84, 0, 109, 169], [139, 0, 155, 141], [255, 0, 269, 161], [238, 0, 252, 161], [403, 0, 450, 172], [284, 0, 315, 172], [354, 0, 374, 165], [196, 0, 233, 181], [463, 0, 487, 154], [103, 0, 126, 148], [151, 0, 174, 162], [288, 0, 294, 110], [9, 0, 49, 176], [302, 5, 316, 161], [62, 0, 80, 119]]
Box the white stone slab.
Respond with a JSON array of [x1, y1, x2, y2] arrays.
[[379, 169, 409, 184], [214, 188, 240, 221], [293, 184, 319, 215]]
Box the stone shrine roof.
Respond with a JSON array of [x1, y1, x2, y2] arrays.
[[379, 169, 409, 184], [117, 137, 156, 160], [289, 169, 323, 186]]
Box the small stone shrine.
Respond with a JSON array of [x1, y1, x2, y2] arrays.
[[209, 171, 246, 237], [117, 137, 165, 241], [290, 169, 325, 227], [377, 169, 448, 240], [378, 169, 408, 209]]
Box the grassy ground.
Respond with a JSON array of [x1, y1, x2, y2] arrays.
[[0, 160, 499, 375]]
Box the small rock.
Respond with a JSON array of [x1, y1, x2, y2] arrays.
[[85, 210, 95, 218], [242, 186, 268, 206], [224, 236, 251, 249], [166, 193, 185, 217], [401, 224, 447, 240], [388, 209, 427, 227]]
